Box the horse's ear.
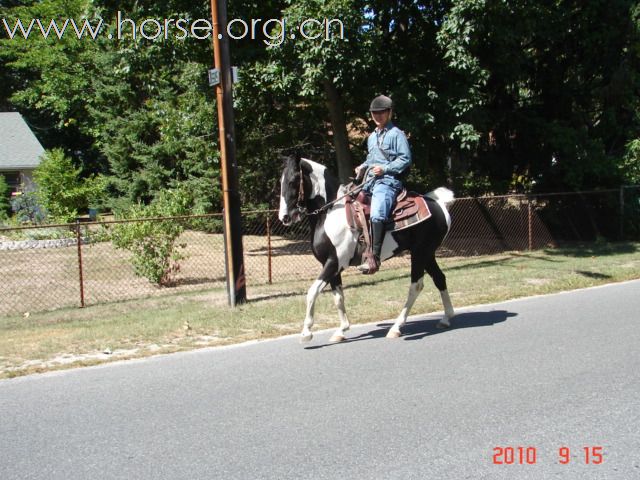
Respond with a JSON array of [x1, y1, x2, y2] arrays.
[[292, 148, 304, 162], [279, 153, 299, 168], [282, 147, 303, 163]]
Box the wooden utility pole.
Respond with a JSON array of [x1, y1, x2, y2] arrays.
[[210, 0, 246, 306]]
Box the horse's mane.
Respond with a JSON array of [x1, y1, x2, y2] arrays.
[[299, 158, 340, 203]]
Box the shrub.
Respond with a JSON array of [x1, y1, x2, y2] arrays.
[[110, 187, 193, 286], [33, 149, 106, 223], [10, 191, 47, 224]]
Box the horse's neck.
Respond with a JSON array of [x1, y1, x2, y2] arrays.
[[302, 159, 339, 206]]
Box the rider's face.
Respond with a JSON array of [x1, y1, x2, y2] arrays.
[[371, 109, 391, 128]]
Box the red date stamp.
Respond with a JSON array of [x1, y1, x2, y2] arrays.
[[492, 446, 604, 465]]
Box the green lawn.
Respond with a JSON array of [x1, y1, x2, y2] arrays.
[[1, 242, 639, 379]]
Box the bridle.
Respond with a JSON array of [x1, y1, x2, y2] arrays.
[[296, 166, 307, 215], [293, 165, 365, 217]]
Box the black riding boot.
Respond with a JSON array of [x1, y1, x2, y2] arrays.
[[359, 221, 386, 274]]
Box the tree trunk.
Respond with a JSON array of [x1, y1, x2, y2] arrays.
[[323, 79, 352, 184]]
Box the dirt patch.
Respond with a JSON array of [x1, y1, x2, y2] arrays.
[[1, 334, 230, 377]]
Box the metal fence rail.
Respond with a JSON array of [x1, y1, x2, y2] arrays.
[[1, 187, 639, 316]]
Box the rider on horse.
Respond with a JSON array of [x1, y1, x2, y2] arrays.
[[355, 95, 412, 274]]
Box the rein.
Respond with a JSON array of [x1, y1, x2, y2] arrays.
[[296, 165, 364, 216]]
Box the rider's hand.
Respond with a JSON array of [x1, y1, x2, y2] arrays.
[[372, 166, 384, 176]]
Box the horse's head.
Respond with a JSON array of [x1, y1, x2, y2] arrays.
[[278, 153, 333, 226], [278, 153, 306, 226]]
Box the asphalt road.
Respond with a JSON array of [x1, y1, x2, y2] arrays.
[[1, 281, 639, 480]]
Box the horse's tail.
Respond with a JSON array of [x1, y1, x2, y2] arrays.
[[425, 187, 455, 205]]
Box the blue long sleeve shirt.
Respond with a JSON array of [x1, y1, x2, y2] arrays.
[[360, 122, 412, 179]]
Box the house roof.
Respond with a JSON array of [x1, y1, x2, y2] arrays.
[[0, 112, 45, 170]]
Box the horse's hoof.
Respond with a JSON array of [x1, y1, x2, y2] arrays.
[[300, 333, 313, 343], [386, 329, 401, 339], [436, 321, 450, 329], [329, 334, 346, 343]]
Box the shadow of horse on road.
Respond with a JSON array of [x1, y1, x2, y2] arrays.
[[305, 309, 517, 350]]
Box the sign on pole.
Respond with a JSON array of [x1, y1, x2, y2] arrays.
[[208, 67, 238, 87], [208, 68, 220, 86]]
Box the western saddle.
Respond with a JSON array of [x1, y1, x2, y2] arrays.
[[345, 185, 432, 262]]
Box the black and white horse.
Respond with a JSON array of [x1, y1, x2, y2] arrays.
[[278, 154, 455, 343]]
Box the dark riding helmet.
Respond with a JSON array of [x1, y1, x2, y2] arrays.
[[369, 95, 393, 112]]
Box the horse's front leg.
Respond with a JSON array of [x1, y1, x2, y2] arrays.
[[301, 257, 342, 343], [301, 279, 328, 342], [328, 274, 350, 343]]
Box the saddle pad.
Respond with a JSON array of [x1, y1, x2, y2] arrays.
[[345, 191, 432, 232], [392, 194, 431, 231]]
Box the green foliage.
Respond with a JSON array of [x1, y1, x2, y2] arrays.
[[33, 149, 105, 223], [437, 0, 640, 192], [10, 191, 46, 224], [110, 186, 195, 286], [0, 175, 10, 221], [2, 0, 640, 210], [0, 0, 96, 121], [2, 0, 222, 207], [622, 139, 640, 184], [0, 0, 104, 168], [87, 43, 220, 207], [273, 0, 371, 96]]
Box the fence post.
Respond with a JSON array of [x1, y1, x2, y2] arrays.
[[528, 198, 533, 251], [266, 212, 272, 284], [76, 220, 85, 308], [620, 186, 625, 240]]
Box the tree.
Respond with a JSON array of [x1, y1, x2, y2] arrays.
[[2, 0, 225, 208], [248, 0, 375, 183], [3, 0, 640, 209], [0, 0, 104, 171], [33, 149, 104, 223], [438, 0, 640, 192]]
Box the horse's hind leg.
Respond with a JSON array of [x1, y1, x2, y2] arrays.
[[387, 259, 425, 339], [387, 277, 424, 338], [425, 256, 455, 328], [329, 274, 350, 343]]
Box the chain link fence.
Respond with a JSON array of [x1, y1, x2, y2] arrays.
[[1, 187, 639, 316]]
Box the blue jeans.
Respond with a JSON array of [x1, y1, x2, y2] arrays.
[[369, 179, 401, 222]]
